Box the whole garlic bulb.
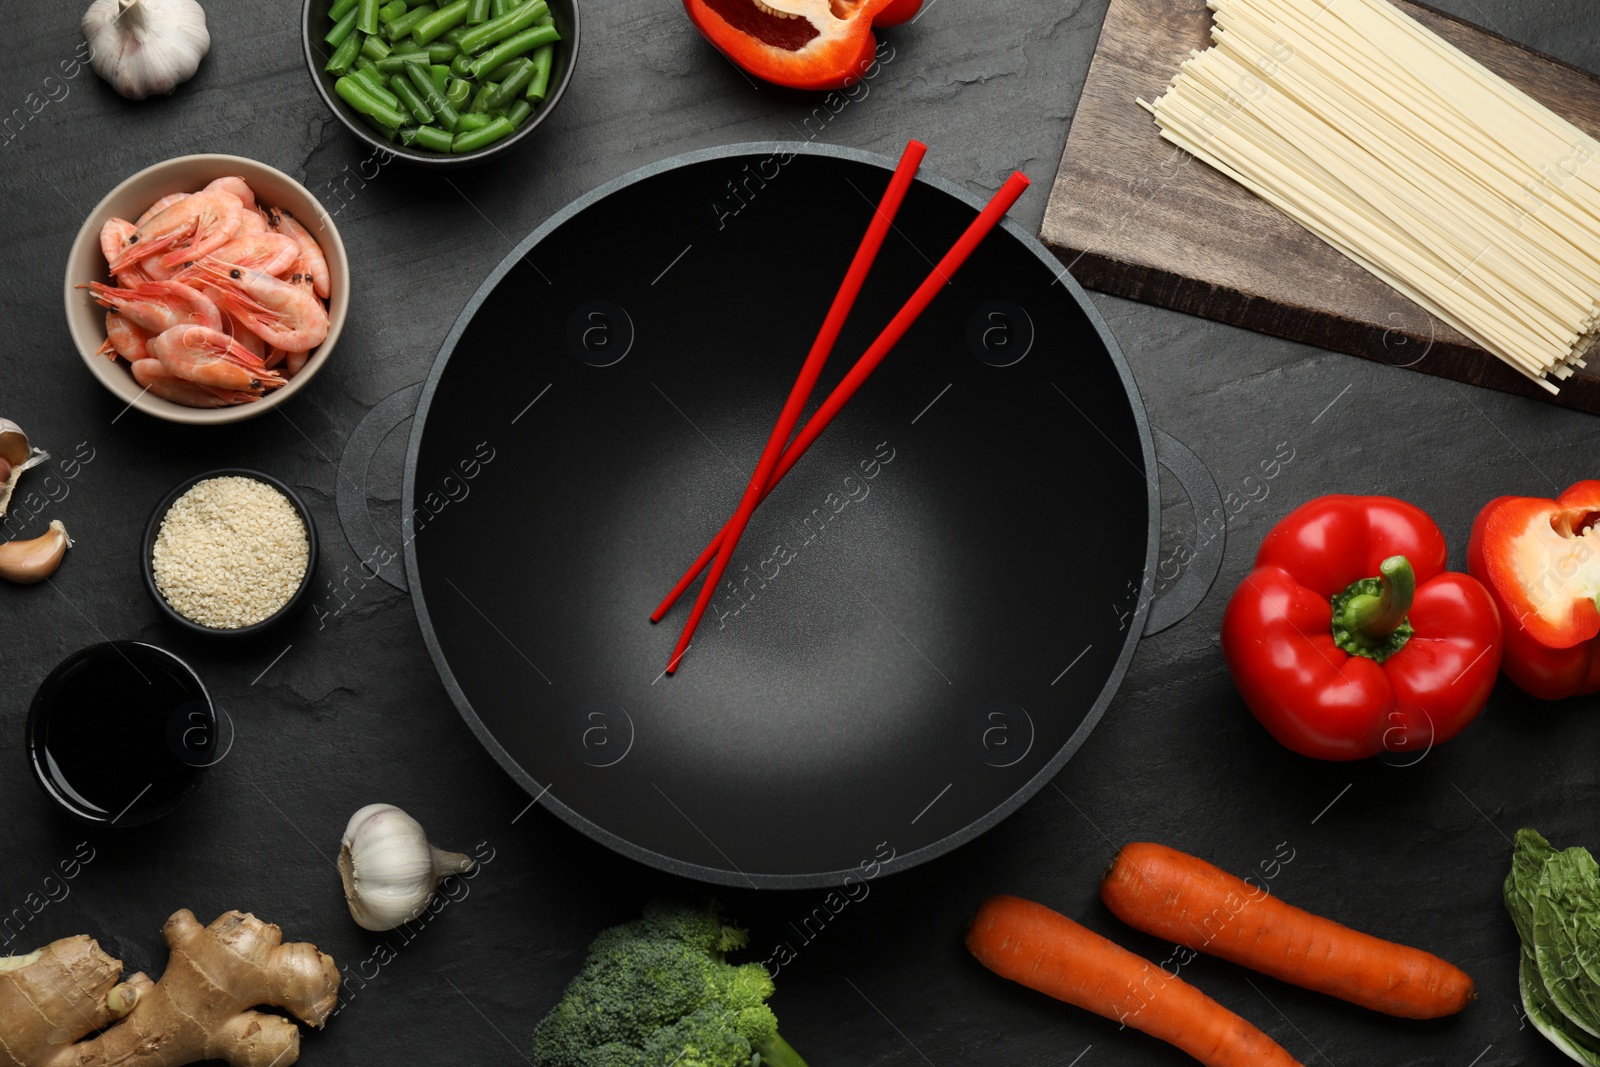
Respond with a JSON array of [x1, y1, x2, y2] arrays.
[[82, 0, 210, 100], [338, 804, 475, 932]]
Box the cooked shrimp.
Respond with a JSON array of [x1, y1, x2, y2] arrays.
[[222, 311, 267, 360], [108, 189, 244, 273], [136, 192, 189, 227], [100, 217, 136, 266], [150, 325, 286, 392], [131, 357, 261, 407], [190, 263, 329, 351], [286, 348, 312, 376], [205, 176, 256, 211], [99, 218, 153, 286], [266, 207, 331, 299], [140, 253, 178, 282], [86, 280, 223, 334], [238, 208, 268, 236], [173, 232, 300, 281], [105, 311, 152, 362], [129, 195, 191, 279]]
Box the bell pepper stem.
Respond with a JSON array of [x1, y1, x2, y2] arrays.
[[1343, 556, 1415, 642], [1330, 555, 1417, 663]]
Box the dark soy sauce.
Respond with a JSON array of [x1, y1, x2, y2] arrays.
[[28, 643, 214, 825]]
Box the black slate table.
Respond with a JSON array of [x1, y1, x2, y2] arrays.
[[6, 1, 1600, 1065]]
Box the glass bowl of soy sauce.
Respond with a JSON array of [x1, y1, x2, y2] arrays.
[[27, 642, 219, 826]]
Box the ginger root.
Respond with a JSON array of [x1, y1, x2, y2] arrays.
[[0, 910, 339, 1067], [0, 935, 152, 1066]]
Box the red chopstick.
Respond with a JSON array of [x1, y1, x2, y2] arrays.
[[663, 169, 1032, 674], [649, 140, 926, 625]]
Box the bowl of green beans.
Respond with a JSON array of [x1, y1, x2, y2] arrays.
[[302, 0, 577, 163]]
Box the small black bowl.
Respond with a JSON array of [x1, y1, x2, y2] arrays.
[[28, 642, 217, 826], [142, 469, 320, 638], [301, 0, 580, 166]]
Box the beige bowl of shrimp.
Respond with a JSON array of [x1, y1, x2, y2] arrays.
[[64, 154, 350, 425]]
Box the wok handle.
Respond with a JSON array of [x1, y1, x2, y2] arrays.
[[335, 381, 423, 593], [1143, 428, 1226, 637]]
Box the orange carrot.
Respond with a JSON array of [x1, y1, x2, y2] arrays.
[[1101, 842, 1475, 1019], [966, 895, 1304, 1067]]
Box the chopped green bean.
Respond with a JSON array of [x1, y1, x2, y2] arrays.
[[336, 75, 409, 128], [324, 32, 363, 75], [524, 41, 552, 100], [467, 24, 557, 78], [324, 6, 359, 46], [445, 75, 473, 107], [376, 50, 428, 71], [351, 61, 398, 98], [485, 56, 533, 108], [413, 125, 456, 151], [328, 0, 551, 156], [389, 74, 435, 124], [456, 0, 546, 53], [452, 115, 514, 152], [405, 61, 461, 130], [353, 67, 401, 107], [384, 2, 436, 41], [412, 0, 471, 45]]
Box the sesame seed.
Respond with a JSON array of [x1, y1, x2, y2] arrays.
[[151, 476, 309, 629]]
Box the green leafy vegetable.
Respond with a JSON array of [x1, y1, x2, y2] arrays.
[[1507, 828, 1554, 946], [1535, 846, 1600, 1038], [532, 900, 807, 1067], [1506, 828, 1600, 1064], [1522, 952, 1600, 1065]]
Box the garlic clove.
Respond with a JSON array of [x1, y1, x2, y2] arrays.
[[0, 419, 30, 468], [82, 0, 211, 101], [0, 418, 49, 519], [338, 804, 475, 932], [0, 520, 72, 585]]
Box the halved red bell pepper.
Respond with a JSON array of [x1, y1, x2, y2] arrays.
[[1468, 481, 1600, 701], [683, 0, 919, 91], [1222, 495, 1503, 761]]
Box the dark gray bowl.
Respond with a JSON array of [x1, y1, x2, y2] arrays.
[[301, 0, 579, 166], [142, 468, 319, 639]]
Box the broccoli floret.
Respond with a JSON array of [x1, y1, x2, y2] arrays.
[[532, 900, 807, 1067]]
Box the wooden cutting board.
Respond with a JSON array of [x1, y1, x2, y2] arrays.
[[1041, 0, 1600, 415]]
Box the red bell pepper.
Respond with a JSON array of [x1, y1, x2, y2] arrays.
[[1467, 481, 1600, 701], [1221, 495, 1502, 761], [683, 0, 920, 91]]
